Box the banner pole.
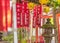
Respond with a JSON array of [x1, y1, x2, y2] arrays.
[[30, 9, 33, 43], [12, 0, 18, 43]]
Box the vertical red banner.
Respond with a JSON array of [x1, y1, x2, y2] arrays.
[[33, 5, 42, 28], [21, 2, 25, 27], [1, 0, 7, 32], [16, 2, 29, 28], [4, 0, 7, 32], [24, 2, 30, 27], [25, 9, 30, 27], [6, 0, 12, 28], [33, 5, 42, 43], [22, 2, 28, 27], [37, 5, 42, 27], [0, 0, 3, 31], [33, 6, 37, 28], [2, 0, 11, 32], [16, 3, 22, 28], [33, 5, 42, 27]]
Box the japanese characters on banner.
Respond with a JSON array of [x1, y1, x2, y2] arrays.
[[24, 8, 30, 27], [33, 5, 42, 28], [16, 2, 42, 28], [22, 2, 30, 27], [37, 5, 42, 27], [16, 3, 22, 28], [16, 2, 30, 28], [33, 6, 37, 28]]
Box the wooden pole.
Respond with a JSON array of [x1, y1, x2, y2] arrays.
[[29, 9, 33, 43], [36, 25, 38, 43]]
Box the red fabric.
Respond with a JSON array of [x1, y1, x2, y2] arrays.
[[22, 2, 28, 27], [37, 5, 42, 27], [5, 0, 7, 32], [16, 3, 22, 28], [16, 2, 29, 28], [10, 1, 12, 27], [33, 5, 42, 27], [0, 0, 3, 31], [7, 0, 12, 27], [2, 0, 11, 32], [25, 9, 30, 27], [33, 6, 37, 28], [33, 5, 42, 28]]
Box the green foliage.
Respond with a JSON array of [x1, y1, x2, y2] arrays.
[[2, 33, 13, 43], [47, 0, 60, 7], [18, 28, 27, 43], [2, 28, 23, 43], [2, 34, 13, 41], [18, 28, 25, 41], [18, 29, 22, 41]]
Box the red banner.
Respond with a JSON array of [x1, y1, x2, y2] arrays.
[[33, 5, 42, 28], [22, 2, 29, 27], [37, 5, 42, 27], [0, 0, 11, 32], [33, 6, 37, 28], [4, 0, 7, 32], [3, 0, 11, 32], [16, 3, 22, 28], [16, 2, 29, 28], [0, 0, 3, 31], [6, 0, 12, 28], [25, 9, 30, 27]]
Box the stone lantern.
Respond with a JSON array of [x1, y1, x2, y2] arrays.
[[41, 18, 56, 43]]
